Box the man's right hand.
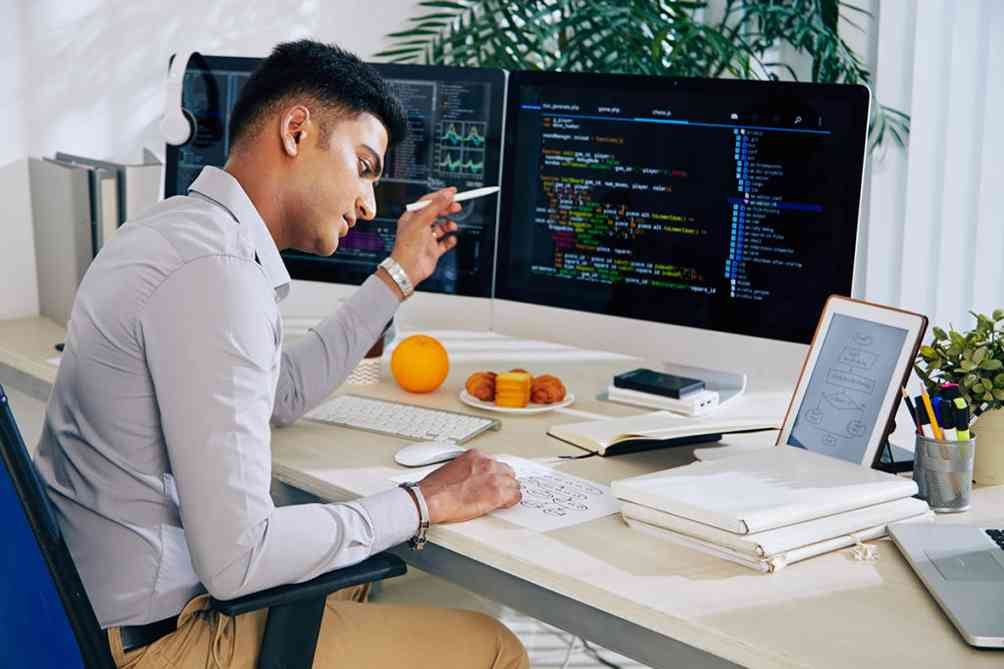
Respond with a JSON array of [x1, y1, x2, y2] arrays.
[[417, 449, 521, 524], [389, 187, 462, 289]]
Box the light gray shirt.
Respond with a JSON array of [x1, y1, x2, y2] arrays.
[[34, 166, 418, 628]]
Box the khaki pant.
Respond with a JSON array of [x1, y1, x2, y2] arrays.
[[107, 585, 529, 668]]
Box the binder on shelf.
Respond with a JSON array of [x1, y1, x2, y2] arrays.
[[29, 158, 94, 325], [46, 156, 116, 255], [55, 149, 162, 226]]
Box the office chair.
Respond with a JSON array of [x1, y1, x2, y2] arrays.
[[0, 384, 406, 668]]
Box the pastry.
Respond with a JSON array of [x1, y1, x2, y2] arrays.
[[465, 371, 497, 402], [494, 371, 532, 408], [531, 374, 566, 404]]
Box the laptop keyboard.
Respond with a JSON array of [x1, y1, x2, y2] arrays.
[[985, 529, 1004, 550]]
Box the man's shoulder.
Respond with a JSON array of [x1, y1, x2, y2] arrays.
[[117, 194, 254, 265], [79, 194, 264, 322]]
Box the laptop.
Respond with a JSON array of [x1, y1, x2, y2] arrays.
[[888, 522, 1004, 648]]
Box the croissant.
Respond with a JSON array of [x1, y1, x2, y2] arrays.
[[465, 371, 497, 402], [531, 374, 566, 404]]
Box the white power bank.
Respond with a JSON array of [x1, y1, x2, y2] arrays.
[[606, 385, 720, 416]]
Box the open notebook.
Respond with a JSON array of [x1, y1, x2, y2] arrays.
[[548, 410, 781, 456]]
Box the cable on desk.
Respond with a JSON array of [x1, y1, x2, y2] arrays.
[[581, 639, 623, 669], [559, 636, 580, 669]]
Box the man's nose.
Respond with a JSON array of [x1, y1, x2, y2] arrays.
[[357, 183, 376, 221]]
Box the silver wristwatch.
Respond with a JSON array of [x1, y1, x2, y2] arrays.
[[378, 257, 415, 300], [399, 481, 430, 550]]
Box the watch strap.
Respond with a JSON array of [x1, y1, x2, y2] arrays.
[[399, 481, 430, 550], [378, 257, 415, 299]]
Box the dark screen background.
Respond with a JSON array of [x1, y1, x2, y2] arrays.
[[497, 74, 869, 343], [165, 58, 503, 298]]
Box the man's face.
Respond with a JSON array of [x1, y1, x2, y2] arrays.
[[285, 111, 388, 255]]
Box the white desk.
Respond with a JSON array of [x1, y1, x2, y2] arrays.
[[3, 317, 1002, 668]]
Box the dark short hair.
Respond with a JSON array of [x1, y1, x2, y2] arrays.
[[228, 40, 407, 151]]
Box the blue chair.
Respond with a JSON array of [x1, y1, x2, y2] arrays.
[[0, 384, 406, 668]]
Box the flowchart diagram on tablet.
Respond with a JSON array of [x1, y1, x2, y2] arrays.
[[792, 314, 906, 461]]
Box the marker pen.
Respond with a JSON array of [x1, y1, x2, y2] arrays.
[[940, 402, 957, 441], [940, 384, 962, 400], [954, 398, 971, 440], [931, 395, 944, 427]]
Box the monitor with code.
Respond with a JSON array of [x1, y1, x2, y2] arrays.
[[496, 72, 870, 343], [164, 56, 504, 297]]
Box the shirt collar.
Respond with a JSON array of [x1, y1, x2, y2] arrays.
[[188, 166, 291, 301]]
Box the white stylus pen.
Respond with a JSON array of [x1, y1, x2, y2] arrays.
[[405, 186, 500, 212]]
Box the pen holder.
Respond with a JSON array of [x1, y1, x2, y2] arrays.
[[913, 435, 975, 513]]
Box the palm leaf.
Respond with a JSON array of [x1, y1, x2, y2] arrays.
[[377, 0, 910, 152]]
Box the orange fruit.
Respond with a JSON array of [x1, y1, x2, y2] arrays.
[[390, 334, 450, 393]]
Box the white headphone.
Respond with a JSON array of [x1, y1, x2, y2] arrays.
[[161, 51, 196, 146]]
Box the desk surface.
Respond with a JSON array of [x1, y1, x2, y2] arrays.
[[3, 316, 1002, 669]]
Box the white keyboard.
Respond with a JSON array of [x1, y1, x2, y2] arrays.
[[303, 394, 501, 444]]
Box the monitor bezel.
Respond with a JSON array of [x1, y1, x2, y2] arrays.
[[495, 70, 871, 344]]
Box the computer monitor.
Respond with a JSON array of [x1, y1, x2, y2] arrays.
[[495, 72, 870, 344], [164, 57, 505, 297], [164, 54, 253, 198]]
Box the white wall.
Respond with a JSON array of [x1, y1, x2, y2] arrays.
[[21, 0, 418, 164], [4, 0, 416, 319], [0, 1, 39, 319]]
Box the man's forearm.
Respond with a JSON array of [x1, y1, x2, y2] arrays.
[[272, 274, 400, 425], [197, 490, 418, 600]]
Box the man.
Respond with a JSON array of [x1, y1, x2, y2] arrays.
[[35, 40, 528, 668]]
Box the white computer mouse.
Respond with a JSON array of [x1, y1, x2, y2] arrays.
[[394, 441, 466, 467]]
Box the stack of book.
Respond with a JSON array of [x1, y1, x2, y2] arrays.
[[611, 446, 932, 572]]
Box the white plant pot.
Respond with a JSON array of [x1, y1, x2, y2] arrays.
[[973, 408, 1004, 486]]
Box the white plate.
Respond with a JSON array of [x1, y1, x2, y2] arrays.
[[458, 389, 575, 415]]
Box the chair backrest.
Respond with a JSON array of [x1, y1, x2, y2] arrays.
[[0, 385, 115, 668]]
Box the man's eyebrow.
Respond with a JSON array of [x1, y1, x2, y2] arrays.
[[361, 144, 383, 180]]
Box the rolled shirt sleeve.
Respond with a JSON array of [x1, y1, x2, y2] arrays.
[[139, 255, 416, 600]]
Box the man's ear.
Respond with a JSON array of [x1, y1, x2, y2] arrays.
[[281, 105, 311, 157]]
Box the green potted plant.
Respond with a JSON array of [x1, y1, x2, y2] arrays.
[[378, 0, 909, 153], [915, 310, 1004, 485]]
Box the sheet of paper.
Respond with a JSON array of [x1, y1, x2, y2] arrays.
[[390, 455, 620, 532]]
